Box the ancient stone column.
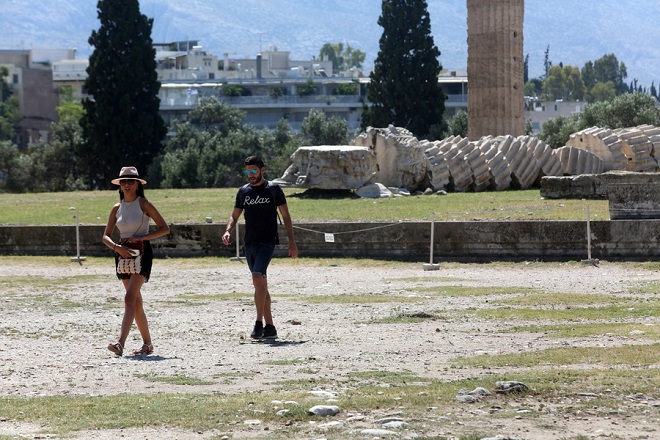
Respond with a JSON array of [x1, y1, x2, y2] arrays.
[[467, 0, 524, 140]]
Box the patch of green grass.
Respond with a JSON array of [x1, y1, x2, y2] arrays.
[[473, 301, 660, 321], [347, 369, 430, 384], [265, 358, 314, 366], [176, 292, 250, 301], [372, 309, 445, 324], [162, 256, 419, 271], [509, 322, 660, 340], [451, 343, 660, 368], [617, 261, 660, 272], [282, 257, 417, 269], [0, 326, 48, 339], [209, 371, 254, 385], [413, 285, 542, 297], [294, 293, 427, 304], [513, 368, 659, 399], [0, 274, 105, 291], [0, 255, 111, 267], [457, 435, 492, 440], [0, 292, 93, 313], [135, 374, 215, 386], [497, 292, 633, 307], [630, 280, 660, 295], [0, 188, 611, 225], [156, 256, 238, 269], [384, 276, 464, 283], [295, 367, 320, 375], [1, 365, 656, 438]]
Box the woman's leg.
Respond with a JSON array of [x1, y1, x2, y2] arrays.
[[133, 281, 152, 346], [117, 275, 146, 347]]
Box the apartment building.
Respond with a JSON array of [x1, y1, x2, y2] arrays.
[[13, 41, 581, 148], [525, 97, 583, 133], [154, 42, 474, 133], [154, 42, 362, 131], [0, 49, 70, 149]]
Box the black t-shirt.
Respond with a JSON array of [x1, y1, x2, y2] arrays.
[[234, 180, 286, 245]]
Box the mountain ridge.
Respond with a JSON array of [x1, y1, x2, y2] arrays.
[[2, 0, 658, 87]]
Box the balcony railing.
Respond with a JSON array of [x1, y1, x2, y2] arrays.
[[159, 93, 364, 108], [159, 92, 467, 109]]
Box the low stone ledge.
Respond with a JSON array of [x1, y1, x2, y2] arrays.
[[540, 174, 608, 199], [603, 171, 660, 220], [3, 220, 660, 261], [541, 171, 660, 220]]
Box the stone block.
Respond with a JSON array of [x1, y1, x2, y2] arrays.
[[602, 171, 660, 219], [540, 174, 605, 199], [274, 145, 377, 190]]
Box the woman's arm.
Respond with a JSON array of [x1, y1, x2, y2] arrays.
[[102, 204, 120, 253], [140, 198, 171, 241]]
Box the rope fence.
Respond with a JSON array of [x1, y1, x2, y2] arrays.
[[231, 219, 434, 268], [226, 206, 645, 265]]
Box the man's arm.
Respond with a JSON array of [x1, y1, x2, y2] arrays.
[[222, 207, 243, 246], [278, 204, 298, 258]]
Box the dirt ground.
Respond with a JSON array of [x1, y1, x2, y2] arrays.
[[0, 257, 658, 439]]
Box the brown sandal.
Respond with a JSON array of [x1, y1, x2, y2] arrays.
[[133, 343, 154, 355], [107, 342, 123, 356]]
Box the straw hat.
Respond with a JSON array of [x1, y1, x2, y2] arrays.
[[111, 166, 147, 185]]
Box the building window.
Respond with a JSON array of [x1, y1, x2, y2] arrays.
[[12, 74, 19, 84]]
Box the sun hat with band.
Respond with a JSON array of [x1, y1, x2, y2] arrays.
[[111, 166, 147, 185]]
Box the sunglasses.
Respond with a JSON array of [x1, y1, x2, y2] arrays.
[[244, 169, 259, 175], [119, 179, 137, 185]]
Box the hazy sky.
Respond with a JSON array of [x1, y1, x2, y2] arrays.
[[1, 0, 659, 86]]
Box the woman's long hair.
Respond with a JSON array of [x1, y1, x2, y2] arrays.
[[118, 182, 146, 200]]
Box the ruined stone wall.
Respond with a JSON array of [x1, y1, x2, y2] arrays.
[[467, 0, 525, 140], [5, 221, 660, 261]]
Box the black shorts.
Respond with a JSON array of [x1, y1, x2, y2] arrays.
[[115, 240, 153, 282]]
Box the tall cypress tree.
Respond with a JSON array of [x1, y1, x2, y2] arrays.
[[362, 0, 446, 139], [80, 0, 166, 189]]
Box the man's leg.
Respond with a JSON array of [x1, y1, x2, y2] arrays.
[[249, 244, 276, 338], [252, 273, 271, 323]]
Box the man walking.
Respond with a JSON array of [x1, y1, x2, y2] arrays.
[[222, 156, 298, 339]]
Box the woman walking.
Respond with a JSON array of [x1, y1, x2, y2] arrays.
[[102, 166, 170, 356]]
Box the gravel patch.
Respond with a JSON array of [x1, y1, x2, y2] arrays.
[[0, 258, 658, 439]]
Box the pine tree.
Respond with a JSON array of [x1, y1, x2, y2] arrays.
[[80, 0, 166, 189], [543, 45, 552, 80], [523, 54, 529, 83], [362, 0, 446, 139]]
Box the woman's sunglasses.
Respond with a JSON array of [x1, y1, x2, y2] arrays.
[[119, 179, 137, 185], [244, 169, 259, 175]]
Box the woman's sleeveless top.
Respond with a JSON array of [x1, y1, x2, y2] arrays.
[[116, 197, 149, 239]]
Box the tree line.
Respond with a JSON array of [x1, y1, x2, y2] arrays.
[[524, 47, 650, 103], [0, 91, 351, 192], [0, 0, 353, 193], [1, 0, 658, 193], [0, 0, 451, 193], [523, 46, 660, 148]]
